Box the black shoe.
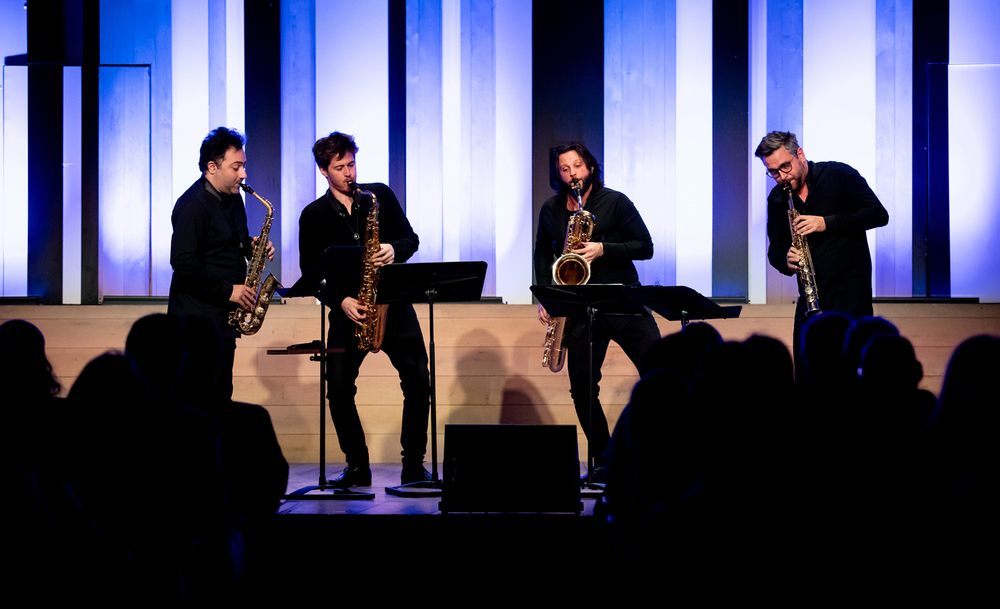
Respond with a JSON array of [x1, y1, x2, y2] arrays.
[[401, 464, 432, 485], [580, 466, 607, 485], [329, 465, 372, 488]]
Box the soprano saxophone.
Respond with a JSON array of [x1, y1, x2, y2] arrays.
[[228, 183, 280, 335], [786, 184, 821, 316], [354, 182, 388, 352], [541, 181, 595, 372]]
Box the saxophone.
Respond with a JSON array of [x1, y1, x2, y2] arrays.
[[228, 183, 280, 335], [786, 184, 821, 316], [354, 182, 388, 352], [542, 181, 595, 372]]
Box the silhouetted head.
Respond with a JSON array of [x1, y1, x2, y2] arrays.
[[0, 319, 60, 400], [126, 314, 184, 397]]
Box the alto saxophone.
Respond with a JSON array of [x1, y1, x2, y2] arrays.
[[354, 183, 388, 352], [786, 184, 821, 316], [228, 183, 280, 335], [542, 181, 595, 372]]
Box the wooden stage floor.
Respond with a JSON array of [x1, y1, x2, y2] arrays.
[[279, 462, 599, 515]]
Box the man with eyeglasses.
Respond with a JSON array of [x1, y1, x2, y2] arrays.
[[754, 131, 888, 359]]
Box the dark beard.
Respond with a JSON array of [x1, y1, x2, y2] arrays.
[[566, 174, 592, 198]]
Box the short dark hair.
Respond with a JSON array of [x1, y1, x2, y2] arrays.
[[199, 127, 246, 172], [549, 142, 603, 193], [313, 132, 360, 171], [754, 131, 799, 159]]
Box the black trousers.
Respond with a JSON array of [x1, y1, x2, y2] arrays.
[[220, 337, 237, 400], [327, 303, 430, 468], [565, 310, 659, 464]]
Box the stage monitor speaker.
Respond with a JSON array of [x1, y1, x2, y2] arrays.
[[439, 424, 581, 514]]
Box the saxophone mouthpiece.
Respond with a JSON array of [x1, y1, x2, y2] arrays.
[[347, 180, 358, 193], [240, 182, 254, 195]]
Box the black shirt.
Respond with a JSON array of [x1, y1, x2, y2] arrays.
[[534, 183, 653, 287], [766, 161, 889, 315], [168, 177, 253, 338], [298, 183, 419, 305]]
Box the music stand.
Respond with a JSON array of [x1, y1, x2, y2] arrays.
[[628, 285, 742, 326], [532, 284, 648, 495], [378, 261, 488, 497], [531, 284, 741, 495], [273, 246, 374, 499]]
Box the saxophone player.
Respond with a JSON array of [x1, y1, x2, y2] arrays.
[[534, 142, 660, 482], [298, 132, 431, 488], [756, 131, 888, 365], [168, 127, 273, 399]]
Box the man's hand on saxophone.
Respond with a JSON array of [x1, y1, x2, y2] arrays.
[[340, 296, 368, 326], [571, 241, 604, 263], [372, 243, 394, 267], [786, 246, 803, 273], [230, 284, 256, 308], [537, 304, 550, 326], [792, 214, 826, 236], [252, 236, 275, 261]]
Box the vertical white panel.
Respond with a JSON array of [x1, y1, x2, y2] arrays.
[[405, 0, 443, 263], [281, 0, 316, 286], [100, 66, 151, 296], [441, 0, 461, 263], [0, 2, 27, 296], [748, 0, 768, 304], [226, 0, 246, 132], [465, 0, 496, 294], [2, 66, 29, 296], [804, 0, 877, 173], [494, 0, 532, 303], [949, 65, 1000, 302], [172, 0, 210, 208], [950, 0, 1000, 63], [605, 0, 675, 289], [804, 0, 878, 292], [63, 67, 83, 304], [315, 1, 389, 192], [675, 0, 713, 295], [875, 0, 913, 298]]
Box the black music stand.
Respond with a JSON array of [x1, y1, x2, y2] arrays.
[[378, 261, 488, 497], [531, 284, 647, 495], [628, 285, 742, 326], [274, 246, 374, 499], [531, 284, 741, 495]]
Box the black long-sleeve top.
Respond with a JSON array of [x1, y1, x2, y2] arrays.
[[534, 183, 653, 288], [766, 161, 889, 313], [168, 177, 253, 338], [298, 183, 419, 306]]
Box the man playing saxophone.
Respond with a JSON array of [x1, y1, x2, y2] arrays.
[[298, 132, 431, 488], [169, 127, 273, 399], [755, 131, 889, 361], [534, 142, 660, 482]]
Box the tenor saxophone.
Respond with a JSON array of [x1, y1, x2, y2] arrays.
[[229, 183, 281, 335], [786, 184, 821, 316], [541, 182, 595, 372], [354, 183, 388, 352]]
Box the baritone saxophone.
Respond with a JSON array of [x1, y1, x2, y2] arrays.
[[541, 181, 595, 372]]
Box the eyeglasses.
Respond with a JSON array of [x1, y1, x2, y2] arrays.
[[765, 158, 795, 179]]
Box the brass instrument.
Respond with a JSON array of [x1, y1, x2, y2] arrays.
[[228, 183, 280, 335], [542, 181, 595, 372], [786, 184, 821, 316], [354, 182, 388, 352]]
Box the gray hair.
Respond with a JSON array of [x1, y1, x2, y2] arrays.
[[754, 131, 799, 159]]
